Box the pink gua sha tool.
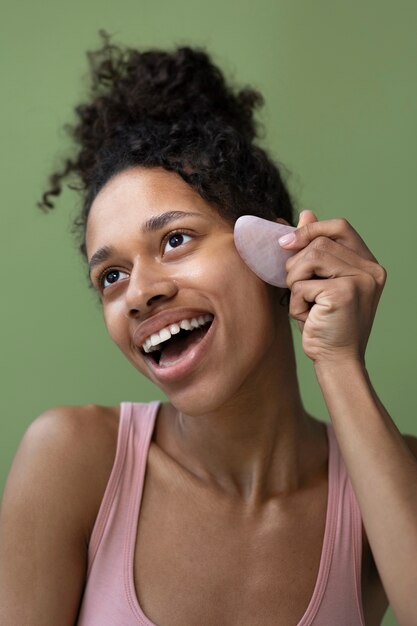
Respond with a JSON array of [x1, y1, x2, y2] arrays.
[[233, 215, 297, 287]]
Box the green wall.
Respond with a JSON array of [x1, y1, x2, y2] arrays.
[[1, 2, 416, 624]]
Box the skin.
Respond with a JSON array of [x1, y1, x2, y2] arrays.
[[2, 163, 416, 624]]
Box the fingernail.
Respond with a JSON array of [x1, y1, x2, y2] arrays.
[[278, 233, 296, 246]]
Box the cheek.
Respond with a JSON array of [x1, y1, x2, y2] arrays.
[[193, 236, 267, 291], [200, 245, 276, 341], [215, 247, 273, 308], [103, 303, 129, 350]]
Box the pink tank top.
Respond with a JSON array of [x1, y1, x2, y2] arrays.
[[77, 401, 366, 625]]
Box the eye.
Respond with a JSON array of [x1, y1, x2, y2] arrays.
[[100, 269, 129, 289], [163, 230, 193, 254]]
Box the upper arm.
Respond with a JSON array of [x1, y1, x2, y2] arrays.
[[402, 433, 417, 462], [0, 407, 100, 626], [362, 432, 417, 592]]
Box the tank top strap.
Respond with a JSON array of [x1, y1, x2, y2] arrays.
[[308, 421, 365, 625], [124, 401, 160, 616], [297, 421, 338, 625], [77, 401, 160, 625], [86, 401, 159, 576]]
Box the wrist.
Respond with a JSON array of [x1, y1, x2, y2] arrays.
[[313, 357, 367, 382]]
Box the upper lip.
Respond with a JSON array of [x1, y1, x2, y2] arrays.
[[133, 308, 214, 351]]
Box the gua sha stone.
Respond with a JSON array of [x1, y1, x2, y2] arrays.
[[234, 215, 297, 288]]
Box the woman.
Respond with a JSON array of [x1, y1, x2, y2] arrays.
[[1, 32, 416, 626]]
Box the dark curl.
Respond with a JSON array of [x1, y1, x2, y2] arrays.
[[38, 30, 298, 308]]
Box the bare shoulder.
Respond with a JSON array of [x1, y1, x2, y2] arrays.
[[0, 404, 120, 624], [29, 402, 120, 454], [23, 403, 120, 540], [29, 402, 120, 439], [3, 403, 120, 544]]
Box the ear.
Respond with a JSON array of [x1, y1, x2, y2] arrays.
[[275, 217, 290, 226]]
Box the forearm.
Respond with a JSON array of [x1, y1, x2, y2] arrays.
[[314, 359, 417, 626]]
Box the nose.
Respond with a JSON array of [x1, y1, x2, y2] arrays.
[[125, 263, 178, 318]]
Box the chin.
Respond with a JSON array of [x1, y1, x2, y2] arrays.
[[164, 387, 225, 418], [161, 369, 257, 418], [148, 375, 225, 416]]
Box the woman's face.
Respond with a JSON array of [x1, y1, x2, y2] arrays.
[[86, 166, 288, 415]]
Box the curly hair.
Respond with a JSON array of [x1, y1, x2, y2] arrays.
[[39, 30, 298, 307]]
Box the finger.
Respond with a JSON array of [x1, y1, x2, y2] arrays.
[[279, 217, 378, 263], [288, 274, 374, 324], [297, 209, 319, 228], [289, 278, 331, 323], [286, 249, 365, 291], [285, 235, 384, 285], [286, 249, 384, 324]]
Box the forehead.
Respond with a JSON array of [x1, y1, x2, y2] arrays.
[[86, 166, 222, 256]]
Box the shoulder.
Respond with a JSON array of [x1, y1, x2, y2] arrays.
[[27, 402, 120, 436], [22, 403, 120, 483], [0, 405, 120, 623], [5, 403, 120, 543], [26, 403, 120, 456]]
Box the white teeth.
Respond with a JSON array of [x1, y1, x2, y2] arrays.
[[190, 318, 200, 329], [159, 328, 171, 342], [150, 333, 161, 347], [142, 314, 214, 354]]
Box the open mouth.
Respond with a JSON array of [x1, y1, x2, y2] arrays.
[[141, 318, 213, 367]]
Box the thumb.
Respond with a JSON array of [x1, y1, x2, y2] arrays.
[[297, 209, 318, 229]]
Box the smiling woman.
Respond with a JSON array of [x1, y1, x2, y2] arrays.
[[1, 29, 417, 626], [85, 164, 292, 411]]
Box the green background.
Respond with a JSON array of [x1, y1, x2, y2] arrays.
[[1, 1, 416, 624]]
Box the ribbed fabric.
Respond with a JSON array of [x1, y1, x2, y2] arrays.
[[76, 401, 365, 626]]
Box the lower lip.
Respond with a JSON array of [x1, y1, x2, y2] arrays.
[[143, 318, 217, 384]]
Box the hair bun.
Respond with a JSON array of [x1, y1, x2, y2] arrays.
[[84, 30, 264, 143]]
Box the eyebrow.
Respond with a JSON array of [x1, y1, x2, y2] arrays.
[[88, 246, 114, 275], [88, 210, 205, 275], [142, 210, 204, 233]]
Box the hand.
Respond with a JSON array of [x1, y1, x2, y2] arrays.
[[279, 210, 387, 366]]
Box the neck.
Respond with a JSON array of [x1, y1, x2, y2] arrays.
[[155, 320, 326, 507]]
